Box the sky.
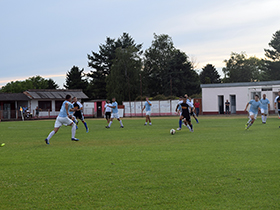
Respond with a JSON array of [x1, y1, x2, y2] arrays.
[[1, 0, 279, 88]]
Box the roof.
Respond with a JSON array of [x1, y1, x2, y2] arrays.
[[0, 93, 30, 101], [201, 80, 280, 88], [23, 89, 88, 99]]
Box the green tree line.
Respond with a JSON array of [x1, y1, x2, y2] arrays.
[[1, 30, 280, 102]]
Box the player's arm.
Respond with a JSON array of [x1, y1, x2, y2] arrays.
[[268, 103, 270, 111], [244, 103, 249, 112], [142, 105, 146, 112], [274, 97, 278, 109], [175, 104, 179, 112], [147, 101, 152, 106], [65, 103, 70, 116]]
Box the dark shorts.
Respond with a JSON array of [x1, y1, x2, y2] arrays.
[[182, 113, 191, 122], [105, 112, 111, 120], [74, 111, 84, 121]]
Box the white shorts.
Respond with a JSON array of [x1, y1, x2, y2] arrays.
[[146, 111, 151, 116], [54, 116, 73, 128], [261, 108, 268, 115], [249, 112, 258, 119], [111, 113, 119, 119]]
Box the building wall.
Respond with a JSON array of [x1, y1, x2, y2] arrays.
[[202, 85, 279, 114]]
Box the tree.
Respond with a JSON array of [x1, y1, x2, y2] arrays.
[[87, 33, 142, 99], [0, 76, 59, 93], [222, 52, 265, 83], [143, 34, 200, 96], [264, 30, 280, 80], [64, 66, 88, 89], [200, 64, 220, 84], [106, 46, 142, 102]]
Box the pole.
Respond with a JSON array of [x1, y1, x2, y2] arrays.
[[140, 73, 143, 117]]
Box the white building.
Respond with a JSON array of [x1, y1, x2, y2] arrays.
[[201, 81, 280, 114], [24, 89, 88, 118]]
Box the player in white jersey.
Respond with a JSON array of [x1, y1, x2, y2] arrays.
[[106, 97, 124, 128], [260, 94, 270, 124], [104, 99, 112, 124], [45, 95, 79, 144]]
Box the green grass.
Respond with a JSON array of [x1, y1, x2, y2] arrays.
[[0, 116, 280, 209]]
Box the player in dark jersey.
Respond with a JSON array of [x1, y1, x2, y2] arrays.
[[180, 96, 194, 132], [73, 97, 89, 133], [274, 91, 280, 119]]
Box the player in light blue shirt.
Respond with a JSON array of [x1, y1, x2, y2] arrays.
[[45, 94, 79, 144], [244, 95, 261, 130], [260, 94, 270, 124], [106, 97, 124, 128], [142, 97, 152, 125]]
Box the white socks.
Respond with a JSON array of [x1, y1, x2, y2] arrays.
[[71, 123, 76, 138], [47, 130, 55, 140], [119, 120, 123, 126], [108, 121, 112, 127]]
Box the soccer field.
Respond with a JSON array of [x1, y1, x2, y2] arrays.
[[0, 116, 280, 209]]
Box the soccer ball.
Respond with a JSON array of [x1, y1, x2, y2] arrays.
[[170, 129, 176, 135]]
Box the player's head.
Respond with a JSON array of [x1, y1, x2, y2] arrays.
[[146, 97, 149, 101], [112, 97, 116, 102], [254, 95, 259, 101], [189, 97, 192, 100], [263, 94, 266, 99], [278, 91, 280, 96], [107, 99, 110, 103], [66, 94, 72, 102], [72, 97, 77, 102], [183, 96, 187, 102], [184, 94, 188, 98]]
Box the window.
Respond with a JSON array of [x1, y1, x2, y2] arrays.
[[262, 88, 272, 91], [251, 92, 261, 99], [55, 101, 63, 111], [38, 101, 52, 111]]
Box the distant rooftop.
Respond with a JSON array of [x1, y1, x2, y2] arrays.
[[0, 93, 30, 101], [201, 80, 280, 88], [23, 89, 88, 99]]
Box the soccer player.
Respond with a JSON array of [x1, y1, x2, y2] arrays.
[[188, 97, 199, 123], [244, 95, 261, 130], [45, 94, 79, 144], [106, 97, 124, 128], [180, 96, 194, 132], [73, 97, 89, 133], [104, 99, 112, 124], [274, 91, 280, 119], [142, 97, 152, 125], [175, 96, 183, 130], [260, 94, 270, 124]]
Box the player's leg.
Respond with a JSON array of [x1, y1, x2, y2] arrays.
[[45, 117, 62, 144], [246, 113, 256, 129], [69, 121, 79, 141], [177, 115, 183, 130], [107, 114, 114, 128], [186, 115, 193, 132], [147, 112, 152, 125], [261, 109, 265, 123], [192, 112, 199, 123], [144, 114, 148, 125], [80, 114, 88, 132], [117, 117, 124, 128]]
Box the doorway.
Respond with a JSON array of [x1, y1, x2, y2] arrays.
[[97, 102, 102, 118], [230, 95, 236, 114], [218, 95, 224, 114], [3, 103, 11, 119]]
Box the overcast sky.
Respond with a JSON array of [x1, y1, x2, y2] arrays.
[[1, 0, 279, 88]]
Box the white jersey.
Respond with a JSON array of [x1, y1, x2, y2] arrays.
[[105, 103, 112, 112]]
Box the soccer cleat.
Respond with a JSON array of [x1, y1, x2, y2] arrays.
[[177, 128, 181, 131], [149, 123, 152, 126], [144, 123, 147, 126], [120, 126, 124, 128], [45, 139, 49, 145], [86, 128, 89, 133], [191, 129, 194, 132], [262, 122, 266, 124], [76, 125, 78, 129], [195, 119, 199, 123], [71, 138, 79, 141], [105, 126, 110, 128]]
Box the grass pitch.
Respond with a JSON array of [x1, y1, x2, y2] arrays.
[[0, 116, 280, 209]]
